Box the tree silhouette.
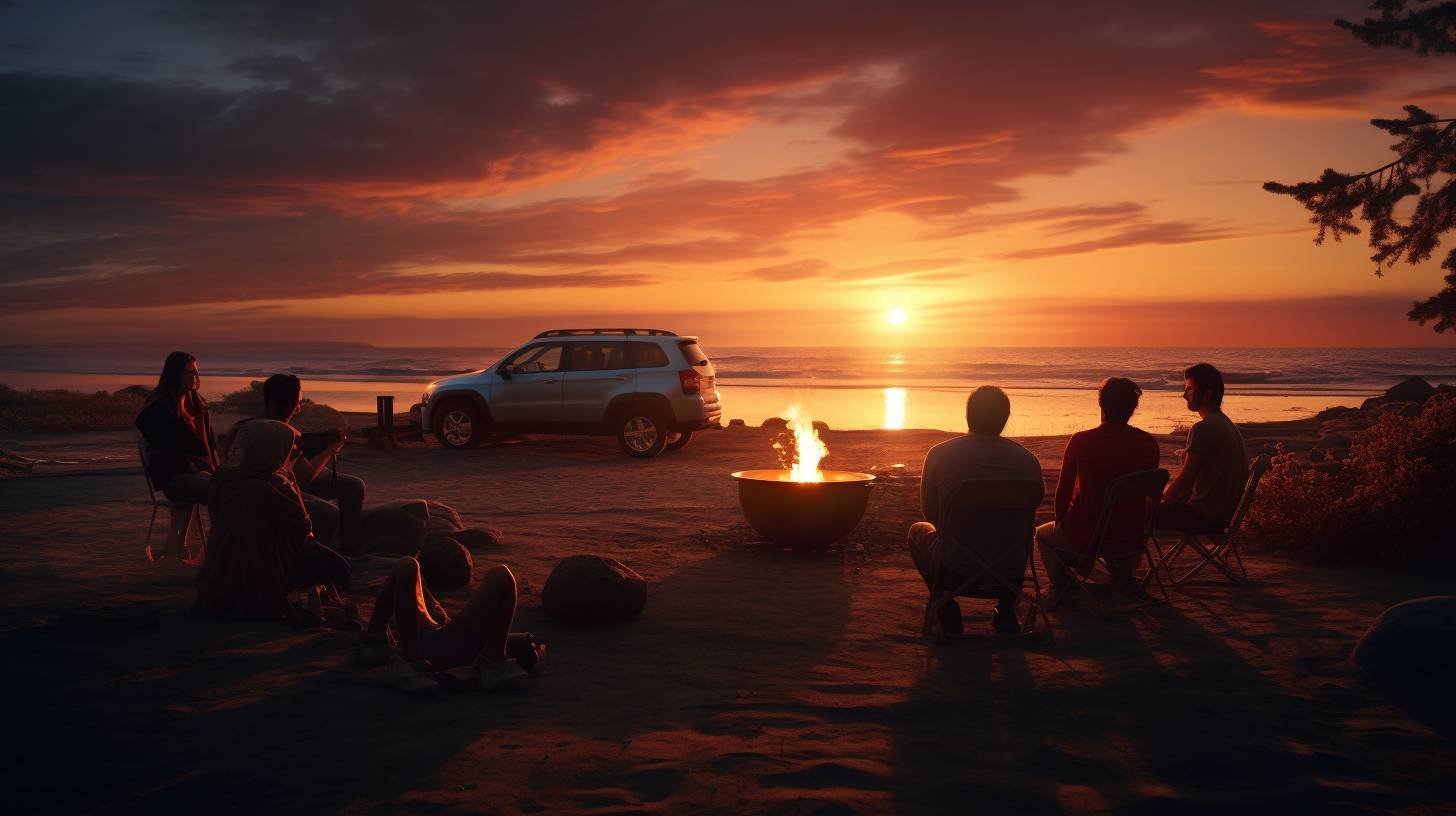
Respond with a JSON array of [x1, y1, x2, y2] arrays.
[[1264, 1, 1456, 332]]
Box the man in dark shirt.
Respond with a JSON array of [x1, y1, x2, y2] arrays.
[[1035, 378, 1160, 595], [1159, 363, 1248, 534], [910, 386, 1043, 635], [224, 375, 368, 558]]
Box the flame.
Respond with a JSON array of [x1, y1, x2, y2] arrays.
[[777, 404, 828, 482]]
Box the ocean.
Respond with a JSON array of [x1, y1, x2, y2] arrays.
[[2, 344, 1452, 436]]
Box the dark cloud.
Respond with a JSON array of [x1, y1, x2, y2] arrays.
[[0, 0, 1433, 315]]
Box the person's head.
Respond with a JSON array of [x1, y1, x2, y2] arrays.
[[262, 374, 303, 420], [1182, 363, 1225, 412], [156, 352, 200, 399], [1098, 377, 1143, 424], [225, 419, 299, 475], [965, 386, 1011, 436]]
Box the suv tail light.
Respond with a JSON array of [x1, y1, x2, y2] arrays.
[[678, 369, 702, 395]]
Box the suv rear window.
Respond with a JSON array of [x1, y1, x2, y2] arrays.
[[678, 341, 709, 367], [628, 342, 669, 368]]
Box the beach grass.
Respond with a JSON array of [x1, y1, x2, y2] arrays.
[[0, 383, 149, 433]]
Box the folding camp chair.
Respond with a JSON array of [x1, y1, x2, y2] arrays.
[[1150, 454, 1270, 588], [1044, 468, 1170, 616], [138, 440, 208, 564], [921, 478, 1049, 641]]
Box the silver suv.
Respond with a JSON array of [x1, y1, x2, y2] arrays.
[[420, 328, 722, 458]]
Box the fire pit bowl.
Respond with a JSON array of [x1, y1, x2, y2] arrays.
[[731, 469, 876, 551]]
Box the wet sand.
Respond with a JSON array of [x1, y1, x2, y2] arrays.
[[2, 422, 1453, 813]]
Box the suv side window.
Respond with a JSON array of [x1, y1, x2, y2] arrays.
[[628, 342, 669, 368], [568, 342, 629, 371], [503, 343, 564, 373]]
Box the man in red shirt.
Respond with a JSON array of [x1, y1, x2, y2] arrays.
[[1035, 378, 1160, 596]]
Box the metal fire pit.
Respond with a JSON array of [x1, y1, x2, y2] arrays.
[[731, 469, 875, 551]]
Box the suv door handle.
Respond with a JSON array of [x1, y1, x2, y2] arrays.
[[612, 375, 629, 381], [540, 379, 557, 385]]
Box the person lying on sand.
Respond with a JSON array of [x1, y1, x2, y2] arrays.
[[354, 557, 531, 695], [909, 386, 1043, 635], [1158, 363, 1248, 535], [193, 419, 353, 623], [1035, 377, 1160, 599]]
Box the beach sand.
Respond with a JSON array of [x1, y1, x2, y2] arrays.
[[3, 421, 1454, 813]]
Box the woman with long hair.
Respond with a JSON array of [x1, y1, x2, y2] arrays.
[[135, 351, 219, 558]]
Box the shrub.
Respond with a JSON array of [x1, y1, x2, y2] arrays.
[[216, 381, 266, 414], [1247, 393, 1456, 568], [0, 384, 149, 433]]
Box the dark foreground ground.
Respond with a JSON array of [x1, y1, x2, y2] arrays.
[[2, 424, 1454, 814]]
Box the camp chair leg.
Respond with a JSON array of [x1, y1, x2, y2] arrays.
[[1141, 534, 1180, 589], [183, 505, 207, 565], [144, 505, 162, 562], [1174, 534, 1246, 587], [1228, 537, 1248, 581]]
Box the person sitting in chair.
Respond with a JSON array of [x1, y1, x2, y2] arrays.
[[194, 419, 351, 621], [223, 374, 368, 559], [1035, 377, 1160, 598], [135, 351, 219, 558], [1159, 363, 1247, 534], [909, 386, 1043, 634]]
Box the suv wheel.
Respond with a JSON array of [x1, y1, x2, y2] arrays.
[[434, 401, 484, 449], [617, 412, 668, 458], [665, 430, 693, 451]]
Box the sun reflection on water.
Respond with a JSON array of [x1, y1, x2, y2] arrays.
[[883, 387, 906, 430]]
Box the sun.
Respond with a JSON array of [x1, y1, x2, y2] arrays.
[[886, 307, 907, 326]]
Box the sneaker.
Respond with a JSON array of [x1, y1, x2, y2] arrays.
[[350, 635, 394, 667], [384, 655, 439, 698], [929, 600, 964, 636], [472, 657, 531, 692]]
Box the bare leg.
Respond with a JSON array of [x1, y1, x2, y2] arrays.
[[366, 558, 438, 660], [165, 505, 194, 557], [447, 565, 517, 663]]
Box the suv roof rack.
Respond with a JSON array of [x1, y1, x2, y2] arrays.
[[534, 328, 678, 337]]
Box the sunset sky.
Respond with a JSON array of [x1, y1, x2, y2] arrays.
[[3, 1, 1455, 347]]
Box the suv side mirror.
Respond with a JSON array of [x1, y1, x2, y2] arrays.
[[498, 364, 515, 380]]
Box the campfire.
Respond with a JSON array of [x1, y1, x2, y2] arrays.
[[732, 404, 875, 551]]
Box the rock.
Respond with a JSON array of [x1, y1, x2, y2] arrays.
[[1351, 596, 1456, 683], [1360, 396, 1384, 411], [542, 555, 647, 625], [761, 417, 788, 429], [812, 420, 830, 433], [1384, 376, 1436, 405], [453, 527, 502, 551], [728, 418, 746, 428], [419, 535, 473, 589], [1314, 405, 1357, 421], [293, 402, 349, 434], [1399, 402, 1424, 418], [427, 500, 465, 533], [362, 499, 430, 555]]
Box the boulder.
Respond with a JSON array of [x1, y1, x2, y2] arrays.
[[761, 417, 788, 430], [293, 402, 349, 434], [812, 420, 830, 433], [1360, 396, 1384, 411], [1384, 376, 1436, 405], [1351, 596, 1456, 684], [362, 499, 430, 555], [419, 535, 473, 589], [1314, 405, 1357, 421], [453, 527, 502, 551], [728, 418, 746, 428], [427, 500, 465, 533], [542, 555, 647, 626]]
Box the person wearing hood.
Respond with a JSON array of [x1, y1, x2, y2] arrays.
[[193, 419, 351, 621]]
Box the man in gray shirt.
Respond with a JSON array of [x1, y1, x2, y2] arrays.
[[910, 386, 1043, 634], [1158, 363, 1248, 534]]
